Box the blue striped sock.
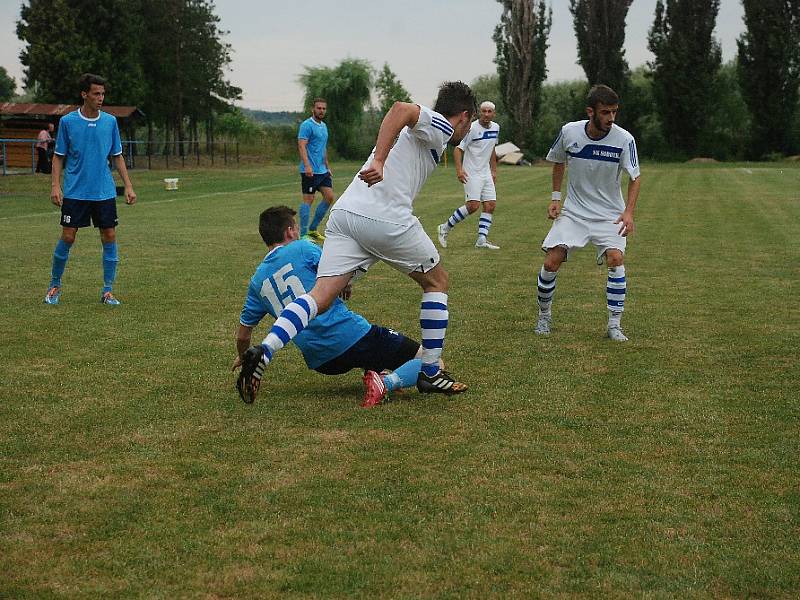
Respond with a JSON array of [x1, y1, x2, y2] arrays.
[[477, 212, 493, 239], [537, 266, 557, 314], [261, 294, 318, 363], [298, 203, 311, 236], [420, 292, 448, 376], [102, 241, 119, 294], [50, 239, 73, 288], [607, 265, 626, 326], [446, 205, 469, 230], [309, 201, 330, 231]]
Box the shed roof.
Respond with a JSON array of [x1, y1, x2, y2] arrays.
[[0, 103, 143, 119]]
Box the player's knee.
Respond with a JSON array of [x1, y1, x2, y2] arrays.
[[100, 229, 116, 243], [465, 201, 480, 214], [61, 229, 77, 244], [606, 250, 624, 267], [483, 201, 496, 213], [543, 251, 565, 272]]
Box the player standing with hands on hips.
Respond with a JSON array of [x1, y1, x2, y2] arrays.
[[44, 73, 136, 306], [535, 85, 641, 341]]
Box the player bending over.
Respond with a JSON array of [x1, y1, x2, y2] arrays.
[[237, 82, 477, 402]]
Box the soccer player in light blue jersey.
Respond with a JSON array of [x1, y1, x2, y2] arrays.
[[44, 73, 136, 306], [234, 205, 439, 407], [536, 85, 641, 341], [297, 98, 335, 242]]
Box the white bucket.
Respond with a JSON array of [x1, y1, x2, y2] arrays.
[[164, 178, 179, 191]]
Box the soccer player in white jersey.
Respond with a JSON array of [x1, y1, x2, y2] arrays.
[[438, 101, 501, 250], [535, 85, 641, 341], [237, 82, 477, 401]]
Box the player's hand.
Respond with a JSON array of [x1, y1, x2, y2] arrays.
[[125, 187, 137, 205], [457, 170, 468, 184], [50, 186, 63, 207], [358, 159, 384, 187], [339, 284, 352, 301], [548, 200, 561, 220], [304, 165, 313, 177], [231, 355, 242, 371], [615, 211, 635, 236]]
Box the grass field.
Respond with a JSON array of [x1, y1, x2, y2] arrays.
[[1, 161, 799, 598]]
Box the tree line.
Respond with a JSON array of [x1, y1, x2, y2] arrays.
[[14, 0, 241, 151]]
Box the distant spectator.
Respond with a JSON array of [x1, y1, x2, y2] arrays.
[[35, 123, 54, 174]]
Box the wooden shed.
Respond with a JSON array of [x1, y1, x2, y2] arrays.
[[0, 103, 143, 170]]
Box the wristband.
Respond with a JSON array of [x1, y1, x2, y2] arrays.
[[551, 191, 561, 201]]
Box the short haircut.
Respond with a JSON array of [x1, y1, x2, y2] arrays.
[[259, 205, 297, 245], [79, 73, 107, 93], [433, 81, 477, 118], [480, 101, 496, 111], [586, 84, 619, 110], [312, 97, 327, 106]]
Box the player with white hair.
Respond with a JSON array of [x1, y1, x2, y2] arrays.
[[535, 84, 641, 341], [437, 100, 501, 250]]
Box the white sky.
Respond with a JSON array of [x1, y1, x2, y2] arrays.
[[1, 0, 745, 111]]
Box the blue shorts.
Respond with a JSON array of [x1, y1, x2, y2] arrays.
[[314, 325, 419, 376], [60, 198, 118, 229], [300, 172, 333, 195]]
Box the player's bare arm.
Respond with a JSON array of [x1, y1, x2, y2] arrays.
[[298, 139, 313, 176], [50, 155, 64, 206], [114, 154, 137, 205], [359, 102, 421, 187], [548, 161, 566, 219], [233, 324, 254, 370], [490, 148, 497, 183], [615, 175, 641, 236], [454, 147, 468, 183]]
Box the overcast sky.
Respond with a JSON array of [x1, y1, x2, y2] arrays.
[[1, 0, 745, 111]]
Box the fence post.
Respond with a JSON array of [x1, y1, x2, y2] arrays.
[[2, 142, 6, 176]]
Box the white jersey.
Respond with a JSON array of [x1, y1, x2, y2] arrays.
[[333, 105, 453, 227], [546, 120, 640, 221], [457, 119, 499, 176]]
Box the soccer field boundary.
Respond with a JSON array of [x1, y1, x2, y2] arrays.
[[0, 180, 295, 222]]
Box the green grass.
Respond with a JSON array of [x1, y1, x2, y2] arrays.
[[1, 161, 799, 598]]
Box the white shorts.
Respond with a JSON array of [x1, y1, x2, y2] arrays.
[[319, 209, 441, 277], [541, 212, 626, 262], [464, 172, 496, 202]]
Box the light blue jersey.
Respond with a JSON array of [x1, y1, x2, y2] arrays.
[[54, 109, 122, 201], [240, 239, 370, 369], [297, 117, 329, 174]]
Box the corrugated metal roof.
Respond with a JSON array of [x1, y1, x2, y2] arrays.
[[0, 103, 143, 118]]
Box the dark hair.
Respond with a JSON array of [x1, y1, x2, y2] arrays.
[[433, 81, 477, 118], [586, 84, 619, 109], [259, 205, 297, 245], [79, 73, 107, 93], [312, 97, 327, 105]]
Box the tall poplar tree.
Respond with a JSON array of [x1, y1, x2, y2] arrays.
[[648, 0, 721, 156], [737, 0, 800, 157], [569, 0, 633, 95], [493, 0, 552, 150]]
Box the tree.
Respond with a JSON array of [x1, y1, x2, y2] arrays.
[[375, 63, 411, 115], [737, 0, 800, 157], [17, 0, 147, 105], [299, 58, 373, 159], [569, 0, 632, 97], [493, 0, 552, 151], [0, 67, 16, 101], [648, 0, 721, 157]]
